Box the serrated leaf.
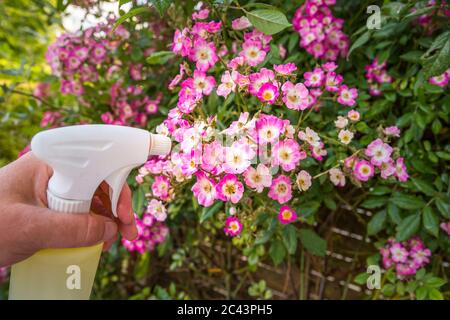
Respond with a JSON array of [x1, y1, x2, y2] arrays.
[[435, 199, 450, 219], [150, 0, 172, 16], [425, 277, 446, 288], [362, 197, 388, 209], [246, 9, 291, 35], [387, 202, 402, 224], [371, 186, 392, 196], [411, 177, 437, 197], [400, 51, 424, 63], [423, 206, 439, 237], [423, 30, 449, 56], [269, 239, 286, 265], [422, 38, 450, 78], [299, 229, 326, 257], [282, 225, 298, 255], [368, 210, 386, 236], [396, 213, 421, 241], [415, 286, 428, 300], [390, 193, 426, 210], [428, 288, 444, 300]]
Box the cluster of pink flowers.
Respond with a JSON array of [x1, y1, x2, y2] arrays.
[[380, 237, 431, 277], [364, 58, 393, 96], [412, 0, 450, 33], [331, 112, 407, 186], [428, 68, 450, 88], [292, 0, 349, 60], [45, 18, 161, 127], [122, 211, 169, 254], [356, 135, 408, 182], [132, 7, 410, 239]]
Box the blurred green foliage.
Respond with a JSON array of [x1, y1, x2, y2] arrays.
[[0, 0, 61, 165]]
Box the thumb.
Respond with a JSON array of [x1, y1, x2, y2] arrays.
[[19, 204, 118, 250]]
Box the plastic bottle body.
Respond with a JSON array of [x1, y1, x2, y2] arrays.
[[9, 243, 103, 300]]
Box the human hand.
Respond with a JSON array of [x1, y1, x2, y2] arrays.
[[0, 152, 138, 267]]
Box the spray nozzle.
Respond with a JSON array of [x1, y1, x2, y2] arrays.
[[31, 125, 171, 216]]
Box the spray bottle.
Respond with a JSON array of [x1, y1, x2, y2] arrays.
[[8, 125, 171, 300]]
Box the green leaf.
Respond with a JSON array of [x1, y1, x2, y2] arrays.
[[396, 213, 421, 241], [132, 187, 145, 213], [415, 268, 426, 280], [255, 218, 276, 245], [146, 51, 175, 65], [299, 229, 326, 257], [368, 210, 386, 236], [435, 199, 450, 219], [347, 31, 371, 58], [362, 196, 388, 209], [415, 286, 428, 300], [150, 0, 173, 16], [436, 151, 450, 160], [199, 201, 223, 223], [425, 277, 447, 288], [390, 193, 426, 210], [323, 197, 337, 211], [411, 177, 437, 197], [370, 186, 392, 196], [387, 202, 402, 224], [354, 272, 369, 285], [400, 51, 424, 63], [246, 9, 291, 35], [423, 31, 450, 58], [134, 252, 150, 279], [298, 201, 321, 217], [269, 239, 286, 265], [396, 281, 405, 295], [423, 206, 439, 237], [113, 7, 150, 30], [422, 38, 450, 78], [428, 288, 444, 300], [282, 225, 298, 255], [432, 118, 442, 135], [382, 283, 395, 297]]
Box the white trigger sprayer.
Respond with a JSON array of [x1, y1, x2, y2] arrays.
[[9, 125, 171, 300]]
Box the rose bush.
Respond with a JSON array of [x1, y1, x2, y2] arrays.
[[0, 0, 449, 300]]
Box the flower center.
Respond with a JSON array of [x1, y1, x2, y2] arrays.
[[252, 173, 261, 183], [288, 94, 298, 103], [282, 210, 292, 220], [276, 183, 287, 194], [262, 90, 274, 101], [203, 183, 212, 193], [280, 150, 290, 161], [248, 49, 258, 58], [225, 183, 236, 195]]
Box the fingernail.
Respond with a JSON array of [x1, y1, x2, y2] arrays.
[[104, 221, 117, 240]]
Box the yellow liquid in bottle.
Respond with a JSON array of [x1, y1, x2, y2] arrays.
[[9, 243, 103, 300]]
